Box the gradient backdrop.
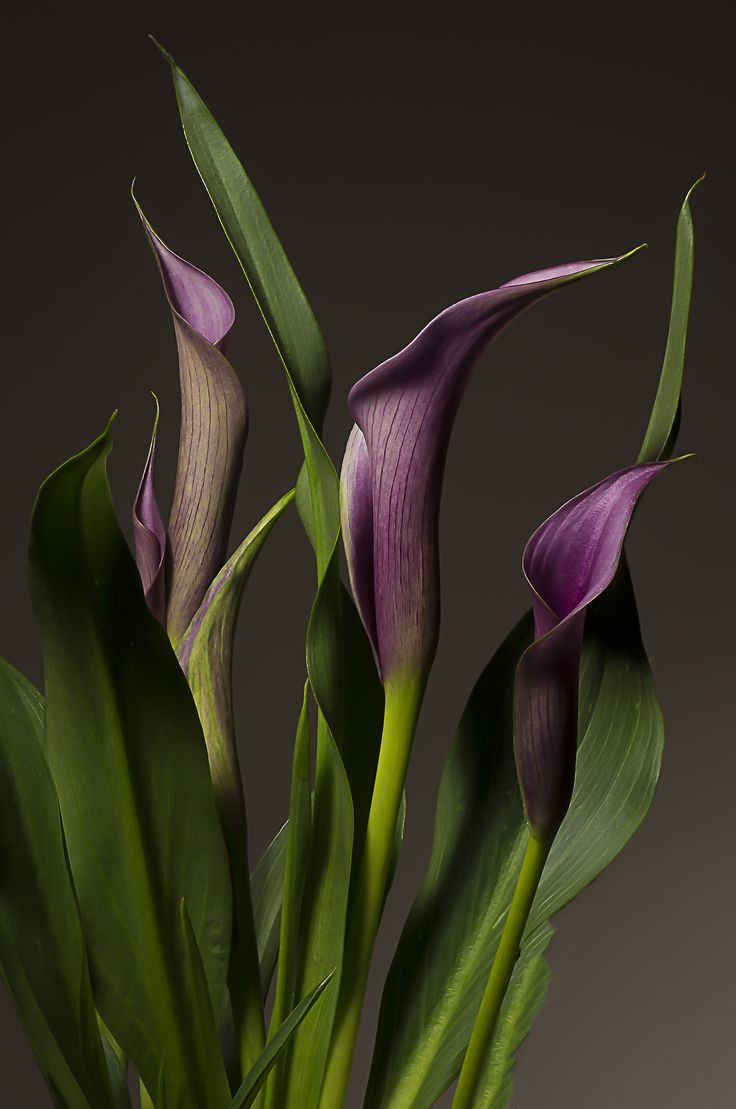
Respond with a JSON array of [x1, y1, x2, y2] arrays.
[[1, 3, 733, 1106]]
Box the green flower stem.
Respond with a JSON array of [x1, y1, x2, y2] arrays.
[[451, 831, 551, 1109], [318, 677, 424, 1109]]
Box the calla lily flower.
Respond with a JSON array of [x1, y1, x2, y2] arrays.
[[514, 461, 671, 840], [341, 255, 637, 687], [133, 395, 167, 624], [133, 201, 247, 644]]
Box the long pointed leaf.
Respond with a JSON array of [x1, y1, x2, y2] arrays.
[[179, 490, 295, 1069], [638, 177, 702, 463], [263, 684, 313, 1108], [154, 40, 330, 434], [28, 420, 232, 1105], [158, 47, 385, 1106], [179, 900, 231, 1104], [230, 974, 335, 1109], [0, 660, 120, 1109], [250, 823, 288, 998]]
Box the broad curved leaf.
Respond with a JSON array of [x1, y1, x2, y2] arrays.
[[28, 421, 232, 1105], [366, 562, 665, 1107], [0, 660, 121, 1109]]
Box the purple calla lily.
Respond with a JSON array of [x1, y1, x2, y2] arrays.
[[341, 255, 637, 686], [133, 397, 166, 623], [134, 201, 247, 644], [514, 461, 670, 840]]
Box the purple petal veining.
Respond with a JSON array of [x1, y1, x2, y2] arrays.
[[133, 399, 166, 624], [341, 256, 631, 682], [514, 462, 669, 839], [136, 202, 247, 645]]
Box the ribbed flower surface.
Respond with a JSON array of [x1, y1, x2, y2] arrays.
[[132, 204, 247, 643], [341, 258, 629, 682], [514, 462, 669, 838]]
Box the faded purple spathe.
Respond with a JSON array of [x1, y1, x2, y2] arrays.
[[341, 257, 632, 683], [133, 202, 247, 643], [133, 401, 166, 624], [514, 462, 669, 839]]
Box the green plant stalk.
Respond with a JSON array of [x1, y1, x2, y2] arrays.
[[451, 831, 551, 1109], [318, 676, 424, 1109]]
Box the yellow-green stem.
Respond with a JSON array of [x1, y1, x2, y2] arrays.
[[451, 831, 550, 1109], [318, 678, 423, 1109]]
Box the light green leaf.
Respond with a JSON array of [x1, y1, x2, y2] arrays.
[[367, 561, 664, 1107], [181, 489, 295, 1070], [230, 973, 335, 1109], [0, 660, 120, 1109], [28, 421, 232, 1106], [638, 177, 703, 464]]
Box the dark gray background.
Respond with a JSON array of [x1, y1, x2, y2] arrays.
[[1, 2, 733, 1106]]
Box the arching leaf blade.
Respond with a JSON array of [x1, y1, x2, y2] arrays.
[[366, 562, 664, 1107], [28, 422, 232, 1105]]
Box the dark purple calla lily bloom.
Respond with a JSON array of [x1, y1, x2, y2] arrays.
[[133, 202, 247, 645], [341, 256, 637, 687], [514, 461, 671, 840]]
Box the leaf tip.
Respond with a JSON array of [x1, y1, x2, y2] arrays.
[[148, 34, 175, 68], [684, 173, 706, 206], [617, 242, 648, 265]]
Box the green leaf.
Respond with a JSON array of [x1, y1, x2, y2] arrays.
[[158, 47, 386, 1106], [154, 38, 330, 434], [97, 1017, 132, 1109], [28, 420, 233, 1106], [181, 489, 295, 1071], [476, 924, 553, 1109], [263, 684, 313, 1109], [0, 660, 120, 1109], [367, 560, 664, 1107], [179, 901, 232, 1104], [638, 177, 703, 464], [229, 973, 335, 1109], [251, 822, 288, 998]]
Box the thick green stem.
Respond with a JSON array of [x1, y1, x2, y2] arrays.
[[318, 677, 423, 1109], [451, 831, 551, 1109]]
